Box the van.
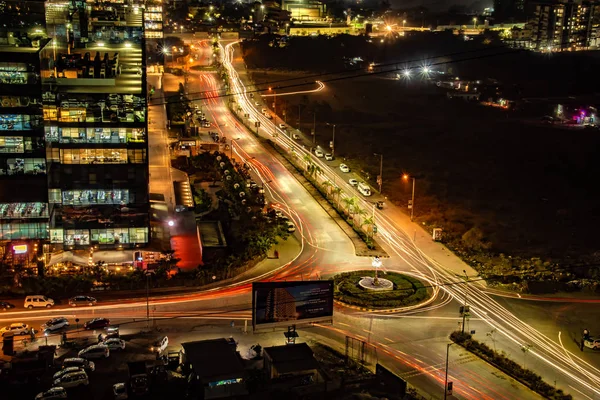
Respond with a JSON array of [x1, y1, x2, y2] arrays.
[[24, 295, 54, 309], [357, 182, 372, 197]]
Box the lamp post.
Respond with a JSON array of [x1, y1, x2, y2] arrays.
[[402, 174, 415, 221], [473, 17, 477, 29], [326, 123, 336, 157], [444, 343, 455, 400], [461, 269, 469, 334], [374, 153, 383, 193], [403, 19, 406, 29]]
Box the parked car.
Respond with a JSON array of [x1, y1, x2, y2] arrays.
[[53, 370, 89, 388], [113, 383, 128, 399], [62, 358, 95, 372], [314, 149, 324, 157], [150, 336, 169, 354], [104, 338, 126, 350], [78, 344, 110, 360], [84, 318, 110, 330], [584, 338, 600, 350], [42, 317, 69, 333], [278, 123, 286, 130], [69, 296, 97, 307], [376, 200, 385, 210], [53, 366, 84, 381], [325, 153, 333, 161], [24, 295, 54, 309], [292, 133, 300, 140], [35, 387, 67, 400], [286, 221, 296, 233], [0, 301, 15, 311], [349, 178, 358, 186], [254, 102, 260, 106], [1, 322, 30, 336], [339, 164, 350, 173]]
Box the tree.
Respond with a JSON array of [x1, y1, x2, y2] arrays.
[[355, 206, 366, 228], [461, 227, 491, 251], [332, 187, 342, 208], [363, 216, 375, 238], [342, 196, 357, 219]]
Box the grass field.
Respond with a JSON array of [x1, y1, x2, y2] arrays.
[[251, 70, 600, 265]]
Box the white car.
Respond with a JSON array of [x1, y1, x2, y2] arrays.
[[278, 123, 286, 130], [35, 387, 67, 400], [339, 164, 350, 173], [285, 221, 296, 233], [151, 336, 169, 354], [1, 322, 30, 336], [292, 133, 300, 140], [53, 366, 84, 381], [325, 153, 333, 161], [113, 383, 128, 399], [53, 370, 89, 388], [314, 149, 324, 157], [349, 178, 358, 186], [104, 338, 126, 350], [62, 357, 95, 372], [254, 102, 260, 106], [584, 338, 600, 350], [42, 317, 69, 333], [78, 344, 110, 359]]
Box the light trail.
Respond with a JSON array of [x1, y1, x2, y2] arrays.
[[260, 81, 325, 97], [221, 40, 600, 399]]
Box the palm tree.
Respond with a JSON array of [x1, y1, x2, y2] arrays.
[[302, 154, 312, 171], [355, 207, 366, 229], [332, 187, 342, 208], [363, 216, 375, 238], [342, 196, 356, 219], [321, 180, 332, 197]]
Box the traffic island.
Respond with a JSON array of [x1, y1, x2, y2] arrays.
[[333, 271, 431, 310]]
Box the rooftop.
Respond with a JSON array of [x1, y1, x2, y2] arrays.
[[181, 339, 245, 382], [263, 343, 320, 374]]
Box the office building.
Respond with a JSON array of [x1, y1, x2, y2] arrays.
[[143, 0, 164, 39], [530, 0, 600, 50], [41, 0, 149, 250], [0, 43, 49, 250]]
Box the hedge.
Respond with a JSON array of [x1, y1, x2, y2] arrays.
[[450, 331, 572, 400]]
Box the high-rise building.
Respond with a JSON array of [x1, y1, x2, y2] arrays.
[[40, 1, 149, 250], [530, 0, 600, 50], [0, 42, 49, 248]]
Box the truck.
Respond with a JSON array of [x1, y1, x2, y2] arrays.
[[128, 361, 149, 395]]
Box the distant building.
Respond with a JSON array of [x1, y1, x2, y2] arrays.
[[530, 0, 600, 51], [281, 0, 326, 21]]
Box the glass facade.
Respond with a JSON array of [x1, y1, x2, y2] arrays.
[[0, 222, 48, 240], [50, 227, 148, 245]]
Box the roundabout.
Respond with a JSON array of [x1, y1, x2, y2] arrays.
[[333, 270, 432, 310]]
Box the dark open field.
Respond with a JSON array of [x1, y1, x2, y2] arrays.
[[251, 70, 600, 262]]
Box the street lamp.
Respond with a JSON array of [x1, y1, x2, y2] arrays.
[[402, 174, 415, 221], [403, 19, 406, 29], [374, 153, 383, 193], [473, 17, 477, 29], [167, 220, 175, 227], [444, 343, 455, 400], [326, 123, 336, 157]]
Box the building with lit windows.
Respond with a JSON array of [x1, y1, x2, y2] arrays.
[[143, 0, 164, 39], [40, 1, 149, 250], [530, 0, 600, 51], [0, 43, 50, 252]]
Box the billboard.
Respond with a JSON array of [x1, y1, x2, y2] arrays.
[[252, 281, 334, 330]]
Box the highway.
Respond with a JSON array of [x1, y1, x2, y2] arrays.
[[2, 40, 599, 400]]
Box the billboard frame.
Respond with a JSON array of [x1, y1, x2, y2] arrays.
[[252, 280, 334, 331]]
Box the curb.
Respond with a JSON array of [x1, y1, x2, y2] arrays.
[[333, 297, 430, 314]]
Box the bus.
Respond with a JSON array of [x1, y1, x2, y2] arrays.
[[358, 182, 372, 197]]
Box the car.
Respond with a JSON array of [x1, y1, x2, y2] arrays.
[[0, 301, 15, 310], [84, 318, 110, 330], [62, 358, 95, 372], [349, 178, 358, 186], [376, 200, 385, 210], [193, 104, 199, 110], [195, 109, 203, 115], [339, 164, 350, 173], [24, 295, 54, 309], [35, 387, 67, 400], [104, 338, 126, 350], [254, 102, 260, 106], [286, 221, 296, 233], [53, 366, 84, 381], [266, 114, 273, 119], [202, 121, 211, 128], [69, 296, 97, 307], [314, 149, 324, 157], [584, 338, 600, 350], [113, 383, 128, 399], [292, 133, 300, 140], [278, 123, 286, 130], [151, 336, 169, 354], [78, 344, 110, 359], [53, 370, 89, 388], [325, 153, 333, 161], [1, 322, 30, 336], [42, 317, 69, 333]]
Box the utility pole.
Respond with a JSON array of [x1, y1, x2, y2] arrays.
[[461, 270, 469, 334], [298, 104, 302, 130], [313, 112, 317, 145], [145, 272, 150, 328], [331, 123, 336, 157], [444, 343, 454, 400], [374, 153, 383, 193]]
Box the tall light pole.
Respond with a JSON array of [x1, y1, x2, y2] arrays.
[[326, 123, 336, 157], [444, 343, 454, 400], [374, 153, 383, 193], [473, 17, 477, 29], [403, 19, 406, 29], [402, 174, 415, 221], [461, 269, 469, 334]]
